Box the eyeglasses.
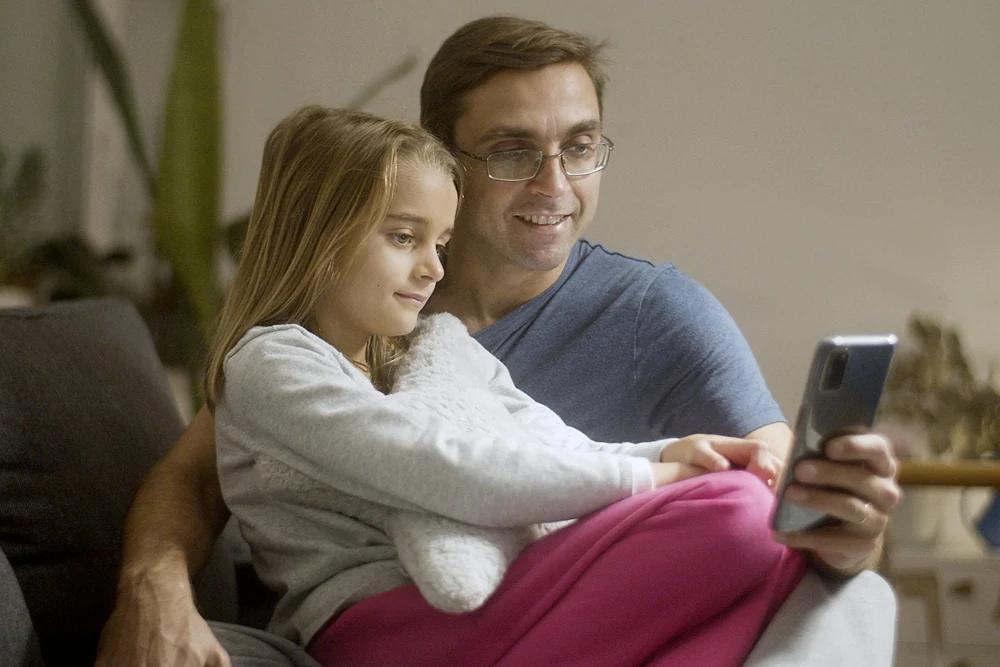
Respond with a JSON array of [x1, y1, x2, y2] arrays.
[[453, 138, 615, 182]]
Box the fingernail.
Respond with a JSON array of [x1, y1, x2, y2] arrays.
[[797, 462, 818, 480]]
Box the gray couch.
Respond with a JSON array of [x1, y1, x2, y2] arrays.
[[0, 298, 898, 666]]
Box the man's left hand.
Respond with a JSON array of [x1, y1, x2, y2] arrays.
[[774, 432, 902, 575]]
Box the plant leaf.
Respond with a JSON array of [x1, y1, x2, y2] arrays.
[[151, 0, 220, 337], [67, 0, 157, 199], [345, 53, 419, 110]]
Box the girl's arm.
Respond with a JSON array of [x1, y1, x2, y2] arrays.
[[473, 338, 779, 484], [220, 326, 646, 528]]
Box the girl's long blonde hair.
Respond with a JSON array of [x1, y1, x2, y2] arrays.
[[204, 106, 462, 409]]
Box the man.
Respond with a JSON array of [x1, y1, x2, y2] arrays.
[[97, 15, 900, 667]]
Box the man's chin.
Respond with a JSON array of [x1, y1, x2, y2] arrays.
[[521, 233, 581, 266], [510, 247, 574, 274]]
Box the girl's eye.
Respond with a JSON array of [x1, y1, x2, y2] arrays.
[[390, 233, 414, 246], [436, 244, 449, 259]]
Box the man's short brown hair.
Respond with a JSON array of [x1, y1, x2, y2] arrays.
[[420, 15, 609, 146]]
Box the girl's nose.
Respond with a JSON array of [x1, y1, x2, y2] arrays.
[[422, 247, 445, 282]]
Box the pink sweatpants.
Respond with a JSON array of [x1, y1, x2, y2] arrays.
[[309, 471, 806, 667]]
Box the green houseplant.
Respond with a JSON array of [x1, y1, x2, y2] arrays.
[[1, 145, 126, 304], [69, 0, 416, 400], [0, 146, 47, 290], [70, 0, 222, 380]]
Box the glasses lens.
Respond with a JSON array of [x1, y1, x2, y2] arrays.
[[487, 150, 543, 181], [563, 143, 610, 176], [484, 143, 612, 181]]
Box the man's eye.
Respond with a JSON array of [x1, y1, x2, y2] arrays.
[[565, 144, 595, 156], [390, 233, 414, 246], [495, 148, 532, 158]]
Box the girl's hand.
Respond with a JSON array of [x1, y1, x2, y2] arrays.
[[659, 434, 782, 489], [649, 461, 708, 487]]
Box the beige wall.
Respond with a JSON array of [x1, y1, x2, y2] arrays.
[[221, 1, 1000, 415], [5, 2, 997, 413]]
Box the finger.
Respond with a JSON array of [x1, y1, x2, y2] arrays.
[[753, 447, 780, 477], [782, 484, 888, 535], [692, 441, 730, 471], [706, 438, 767, 467], [793, 458, 901, 514], [744, 450, 777, 487], [823, 432, 897, 478]]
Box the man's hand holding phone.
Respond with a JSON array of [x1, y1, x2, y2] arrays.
[[775, 431, 901, 574], [771, 334, 903, 575]]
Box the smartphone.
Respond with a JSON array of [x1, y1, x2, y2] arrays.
[[771, 334, 897, 533]]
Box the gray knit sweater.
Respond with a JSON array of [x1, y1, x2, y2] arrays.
[[215, 314, 669, 644]]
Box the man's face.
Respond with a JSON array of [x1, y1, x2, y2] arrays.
[[451, 62, 603, 275]]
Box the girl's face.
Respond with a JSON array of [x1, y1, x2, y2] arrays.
[[312, 164, 457, 364]]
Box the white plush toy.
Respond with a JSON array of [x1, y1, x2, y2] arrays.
[[342, 313, 567, 613]]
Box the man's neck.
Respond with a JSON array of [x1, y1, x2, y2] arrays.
[[427, 246, 568, 334]]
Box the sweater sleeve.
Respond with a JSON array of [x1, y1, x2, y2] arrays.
[[219, 326, 638, 527]]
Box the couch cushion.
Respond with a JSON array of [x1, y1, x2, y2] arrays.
[[0, 298, 187, 666], [0, 546, 44, 667]]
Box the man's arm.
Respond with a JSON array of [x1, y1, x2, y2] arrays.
[[96, 406, 233, 667], [747, 423, 902, 577], [745, 421, 793, 463]]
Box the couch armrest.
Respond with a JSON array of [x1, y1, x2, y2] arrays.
[[744, 570, 897, 667], [0, 298, 239, 665], [0, 547, 44, 667]]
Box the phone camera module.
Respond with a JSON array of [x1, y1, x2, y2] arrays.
[[821, 348, 850, 392]]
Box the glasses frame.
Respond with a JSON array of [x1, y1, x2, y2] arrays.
[[453, 137, 615, 182]]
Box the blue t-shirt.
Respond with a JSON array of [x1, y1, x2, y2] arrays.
[[472, 240, 784, 443]]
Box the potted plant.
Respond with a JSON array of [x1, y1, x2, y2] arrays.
[[879, 314, 1000, 548], [67, 0, 417, 406]]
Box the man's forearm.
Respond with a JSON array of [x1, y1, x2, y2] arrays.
[[97, 407, 231, 666], [808, 534, 885, 579], [745, 421, 793, 464], [118, 407, 229, 591]]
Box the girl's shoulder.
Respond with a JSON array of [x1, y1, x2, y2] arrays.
[[229, 323, 321, 356], [226, 323, 359, 378]]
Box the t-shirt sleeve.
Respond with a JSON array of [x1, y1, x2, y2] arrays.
[[219, 327, 640, 527], [633, 267, 786, 439]]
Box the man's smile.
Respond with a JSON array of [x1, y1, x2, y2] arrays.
[[514, 214, 571, 226]]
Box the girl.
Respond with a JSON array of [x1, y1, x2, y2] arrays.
[[206, 105, 805, 667]]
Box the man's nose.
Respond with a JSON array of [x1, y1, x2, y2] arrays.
[[527, 154, 571, 198]]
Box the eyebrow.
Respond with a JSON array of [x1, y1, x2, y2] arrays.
[[384, 213, 454, 236], [385, 212, 430, 224], [476, 120, 602, 147]]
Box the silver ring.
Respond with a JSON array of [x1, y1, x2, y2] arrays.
[[858, 501, 873, 526]]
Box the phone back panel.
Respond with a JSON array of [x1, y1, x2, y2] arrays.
[[772, 335, 897, 532]]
